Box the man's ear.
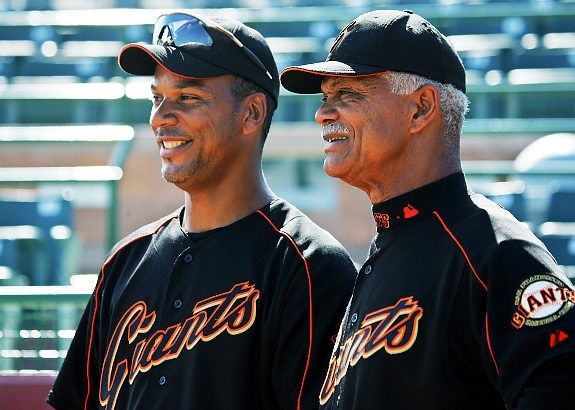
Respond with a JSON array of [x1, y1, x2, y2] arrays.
[[241, 92, 267, 136], [409, 84, 440, 134]]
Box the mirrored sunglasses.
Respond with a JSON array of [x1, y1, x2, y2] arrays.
[[153, 13, 272, 80]]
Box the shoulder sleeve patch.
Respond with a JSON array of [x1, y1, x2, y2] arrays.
[[511, 274, 575, 329]]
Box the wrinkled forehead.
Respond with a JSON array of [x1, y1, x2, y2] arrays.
[[320, 74, 386, 93]]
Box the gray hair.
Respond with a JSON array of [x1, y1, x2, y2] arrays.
[[381, 71, 469, 140]]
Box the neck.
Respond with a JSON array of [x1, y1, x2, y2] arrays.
[[368, 165, 461, 204], [181, 170, 275, 233], [365, 146, 461, 205]]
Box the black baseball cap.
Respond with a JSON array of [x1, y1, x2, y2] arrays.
[[119, 13, 280, 107], [280, 9, 466, 94]]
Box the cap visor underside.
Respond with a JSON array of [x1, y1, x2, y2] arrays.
[[118, 43, 229, 78], [280, 61, 385, 94]]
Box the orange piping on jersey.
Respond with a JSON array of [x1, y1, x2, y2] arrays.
[[256, 210, 313, 410], [83, 209, 181, 410], [485, 315, 500, 375], [432, 211, 501, 376], [432, 211, 488, 292], [84, 266, 104, 410]]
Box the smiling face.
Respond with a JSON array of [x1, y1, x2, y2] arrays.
[[315, 75, 414, 195], [149, 66, 244, 192]]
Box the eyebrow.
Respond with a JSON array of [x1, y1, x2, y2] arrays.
[[151, 78, 210, 91], [321, 77, 347, 90], [323, 74, 384, 92]]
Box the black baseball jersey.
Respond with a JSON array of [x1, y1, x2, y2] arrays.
[[319, 172, 575, 409], [47, 198, 356, 410]]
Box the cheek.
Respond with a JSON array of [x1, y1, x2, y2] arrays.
[[357, 116, 402, 158]]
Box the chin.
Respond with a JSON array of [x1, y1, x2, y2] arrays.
[[161, 162, 194, 183], [323, 159, 347, 179], [161, 170, 188, 185]]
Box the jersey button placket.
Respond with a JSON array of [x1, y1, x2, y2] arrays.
[[347, 311, 358, 329]]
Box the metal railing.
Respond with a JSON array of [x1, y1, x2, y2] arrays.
[[0, 286, 91, 372]]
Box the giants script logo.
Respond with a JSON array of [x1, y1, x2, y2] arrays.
[[99, 282, 260, 410], [319, 297, 423, 405]]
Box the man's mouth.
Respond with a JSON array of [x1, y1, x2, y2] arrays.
[[162, 140, 189, 149], [324, 136, 348, 143], [321, 123, 350, 143]]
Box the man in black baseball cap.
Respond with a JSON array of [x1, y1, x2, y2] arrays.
[[281, 9, 465, 94], [47, 12, 358, 410], [281, 9, 575, 410], [119, 13, 279, 108]]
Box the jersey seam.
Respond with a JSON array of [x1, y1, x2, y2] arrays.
[[432, 210, 501, 376], [432, 211, 488, 291], [256, 209, 313, 410]]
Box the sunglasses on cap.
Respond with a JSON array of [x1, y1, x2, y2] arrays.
[[153, 13, 273, 80]]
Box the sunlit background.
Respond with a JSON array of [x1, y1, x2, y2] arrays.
[[0, 0, 574, 407]]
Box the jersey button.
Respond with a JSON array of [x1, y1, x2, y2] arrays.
[[184, 253, 193, 263], [364, 265, 372, 275], [174, 299, 183, 309], [351, 313, 358, 323], [159, 376, 166, 386]]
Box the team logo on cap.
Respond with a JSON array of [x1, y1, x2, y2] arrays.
[[511, 274, 575, 329], [327, 19, 356, 58]]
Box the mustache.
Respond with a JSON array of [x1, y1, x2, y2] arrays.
[[157, 129, 190, 138], [321, 122, 349, 137]]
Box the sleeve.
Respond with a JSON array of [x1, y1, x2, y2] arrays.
[[513, 353, 575, 409], [46, 291, 101, 409], [482, 238, 575, 406], [269, 239, 357, 410]]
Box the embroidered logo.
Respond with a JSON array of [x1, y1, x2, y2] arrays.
[[373, 212, 390, 229], [327, 19, 356, 58], [403, 204, 419, 219], [511, 274, 575, 330], [549, 329, 570, 348], [319, 297, 423, 405], [99, 282, 260, 410]]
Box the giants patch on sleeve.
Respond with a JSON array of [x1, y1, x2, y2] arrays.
[[511, 274, 575, 330]]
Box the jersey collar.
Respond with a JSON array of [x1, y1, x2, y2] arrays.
[[371, 172, 469, 232]]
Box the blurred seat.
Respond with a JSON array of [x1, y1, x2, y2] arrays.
[[0, 196, 77, 285], [0, 225, 44, 286], [511, 132, 575, 224], [546, 188, 575, 223], [538, 188, 575, 270], [538, 228, 575, 267], [537, 210, 575, 270], [0, 124, 133, 257], [479, 180, 529, 221]]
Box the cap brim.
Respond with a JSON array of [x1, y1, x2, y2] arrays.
[[280, 61, 386, 94], [118, 43, 229, 78]]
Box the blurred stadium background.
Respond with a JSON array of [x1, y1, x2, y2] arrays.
[[0, 0, 574, 407]]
